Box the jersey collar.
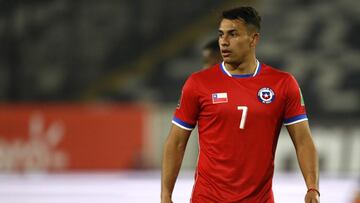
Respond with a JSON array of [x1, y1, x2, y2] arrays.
[[220, 60, 261, 78]]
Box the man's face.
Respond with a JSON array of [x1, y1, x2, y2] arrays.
[[218, 19, 257, 65]]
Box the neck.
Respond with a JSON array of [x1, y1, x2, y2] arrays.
[[224, 56, 257, 75]]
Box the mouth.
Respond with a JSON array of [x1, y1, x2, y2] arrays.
[[221, 50, 231, 57]]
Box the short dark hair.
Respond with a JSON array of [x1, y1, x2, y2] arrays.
[[203, 39, 219, 52], [221, 6, 261, 33]]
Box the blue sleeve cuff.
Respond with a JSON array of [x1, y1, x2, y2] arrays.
[[172, 116, 195, 131], [283, 114, 308, 125]]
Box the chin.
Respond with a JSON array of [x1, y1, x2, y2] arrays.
[[223, 58, 235, 64]]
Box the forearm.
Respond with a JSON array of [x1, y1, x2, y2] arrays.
[[295, 138, 319, 190], [161, 139, 187, 199]]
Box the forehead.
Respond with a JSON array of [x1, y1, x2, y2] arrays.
[[219, 19, 247, 32]]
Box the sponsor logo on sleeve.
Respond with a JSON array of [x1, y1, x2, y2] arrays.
[[299, 88, 305, 106], [176, 91, 183, 109]]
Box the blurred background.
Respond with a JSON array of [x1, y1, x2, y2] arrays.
[[0, 0, 359, 202]]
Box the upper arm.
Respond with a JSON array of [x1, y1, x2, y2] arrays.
[[168, 75, 199, 147], [166, 124, 192, 149], [282, 74, 314, 148], [286, 120, 312, 149]]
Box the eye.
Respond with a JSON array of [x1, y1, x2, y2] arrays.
[[230, 31, 237, 37], [218, 32, 224, 38]]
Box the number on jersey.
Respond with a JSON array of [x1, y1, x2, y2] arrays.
[[237, 106, 248, 129]]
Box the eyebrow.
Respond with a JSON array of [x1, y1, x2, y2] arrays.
[[218, 28, 237, 33]]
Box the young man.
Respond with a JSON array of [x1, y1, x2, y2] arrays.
[[161, 6, 319, 203], [202, 39, 222, 69]]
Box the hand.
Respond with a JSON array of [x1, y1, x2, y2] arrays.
[[305, 190, 320, 203]]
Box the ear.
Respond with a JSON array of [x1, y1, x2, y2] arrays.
[[250, 33, 260, 47]]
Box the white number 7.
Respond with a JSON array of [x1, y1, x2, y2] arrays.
[[237, 106, 248, 129]]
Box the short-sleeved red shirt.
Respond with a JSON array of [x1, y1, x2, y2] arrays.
[[173, 61, 307, 203]]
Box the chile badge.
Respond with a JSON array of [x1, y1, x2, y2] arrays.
[[258, 87, 275, 104]]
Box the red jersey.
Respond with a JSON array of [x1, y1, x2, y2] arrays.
[[172, 61, 307, 203]]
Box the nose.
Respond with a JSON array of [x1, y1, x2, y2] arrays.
[[219, 36, 229, 47]]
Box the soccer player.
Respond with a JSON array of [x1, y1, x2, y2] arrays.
[[161, 6, 319, 203], [202, 39, 222, 69]]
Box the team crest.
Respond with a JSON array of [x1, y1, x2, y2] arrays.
[[257, 87, 275, 104]]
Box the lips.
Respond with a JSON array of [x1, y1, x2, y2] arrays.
[[221, 50, 231, 57]]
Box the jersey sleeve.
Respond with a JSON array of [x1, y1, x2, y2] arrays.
[[283, 75, 308, 126], [172, 75, 200, 131]]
